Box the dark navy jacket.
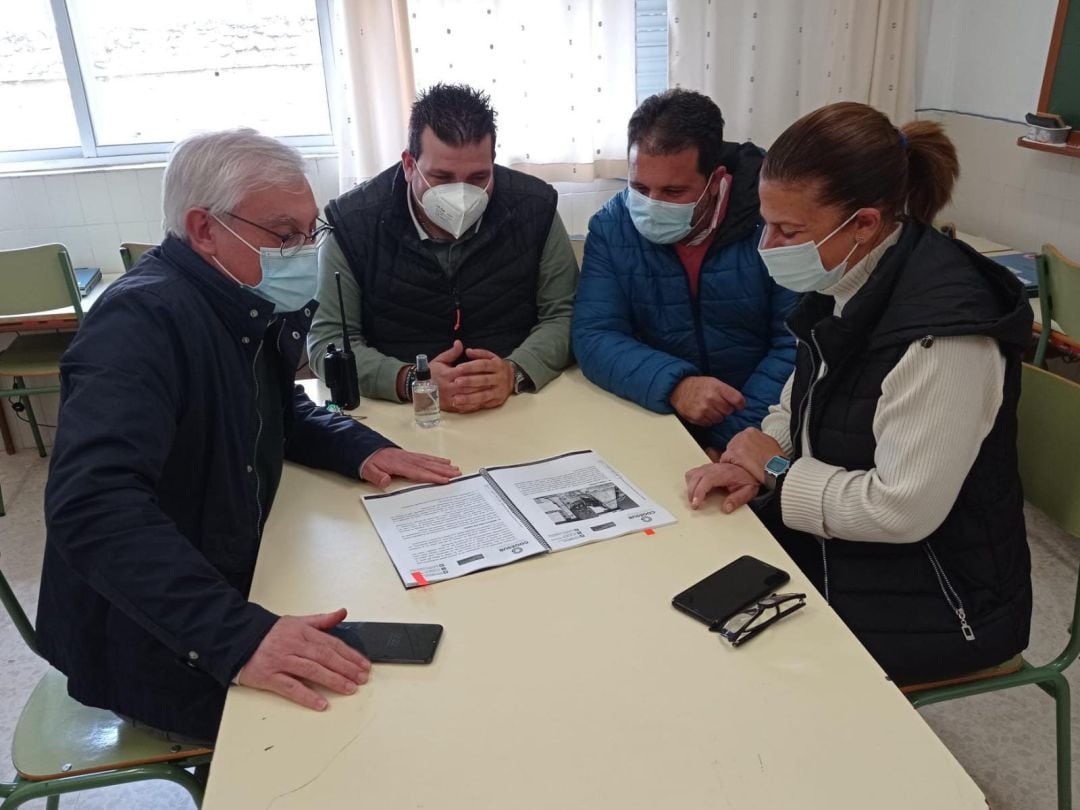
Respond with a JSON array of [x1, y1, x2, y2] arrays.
[[572, 143, 798, 449], [37, 236, 396, 740]]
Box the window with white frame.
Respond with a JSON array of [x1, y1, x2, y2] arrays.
[[0, 1, 83, 153], [0, 0, 336, 165], [635, 0, 668, 104]]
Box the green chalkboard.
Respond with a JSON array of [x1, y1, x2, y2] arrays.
[[1046, 0, 1080, 129]]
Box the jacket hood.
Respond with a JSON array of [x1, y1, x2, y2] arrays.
[[713, 140, 765, 250]]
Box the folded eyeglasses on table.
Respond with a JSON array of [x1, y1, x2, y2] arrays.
[[713, 592, 807, 647]]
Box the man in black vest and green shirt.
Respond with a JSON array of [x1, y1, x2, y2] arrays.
[[309, 83, 577, 411]]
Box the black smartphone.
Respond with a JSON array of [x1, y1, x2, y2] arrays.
[[672, 556, 790, 628], [326, 621, 443, 664]]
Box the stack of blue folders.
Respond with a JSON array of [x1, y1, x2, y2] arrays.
[[74, 266, 102, 297]]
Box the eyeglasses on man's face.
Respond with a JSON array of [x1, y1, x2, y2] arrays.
[[714, 592, 806, 647], [224, 211, 333, 258]]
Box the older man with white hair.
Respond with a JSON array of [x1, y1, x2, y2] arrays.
[[37, 129, 460, 744]]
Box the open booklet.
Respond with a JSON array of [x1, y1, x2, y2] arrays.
[[362, 449, 677, 588]]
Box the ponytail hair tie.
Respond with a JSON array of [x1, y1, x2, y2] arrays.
[[898, 129, 908, 150]]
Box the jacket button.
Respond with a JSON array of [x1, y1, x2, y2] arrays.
[[188, 650, 199, 661], [920, 335, 935, 348], [303, 308, 312, 317], [249, 309, 259, 318], [241, 336, 250, 344], [246, 464, 253, 473], [291, 330, 301, 340]]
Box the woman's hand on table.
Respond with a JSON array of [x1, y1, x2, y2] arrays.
[[720, 428, 786, 485], [685, 461, 761, 513]]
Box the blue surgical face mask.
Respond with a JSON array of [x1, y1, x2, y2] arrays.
[[626, 176, 713, 245], [211, 215, 318, 313], [757, 210, 861, 293]]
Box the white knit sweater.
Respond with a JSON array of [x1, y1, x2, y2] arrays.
[[760, 226, 1006, 544]]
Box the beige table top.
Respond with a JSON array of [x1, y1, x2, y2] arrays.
[[956, 230, 1013, 255], [203, 370, 984, 810]]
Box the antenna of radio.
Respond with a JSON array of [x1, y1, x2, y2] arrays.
[[334, 271, 351, 354]]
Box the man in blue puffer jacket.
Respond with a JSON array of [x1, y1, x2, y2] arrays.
[[573, 90, 798, 450]]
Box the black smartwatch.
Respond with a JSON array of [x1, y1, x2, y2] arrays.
[[763, 455, 791, 492]]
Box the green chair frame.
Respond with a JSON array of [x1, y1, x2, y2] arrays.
[[0, 244, 85, 516], [0, 245, 83, 517], [1034, 244, 1080, 368], [119, 242, 154, 273], [0, 556, 211, 808], [907, 364, 1080, 810]]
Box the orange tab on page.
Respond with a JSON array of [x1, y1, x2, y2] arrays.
[[644, 529, 656, 536], [411, 571, 430, 586]]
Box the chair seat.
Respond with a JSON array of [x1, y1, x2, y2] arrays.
[[0, 332, 74, 378], [12, 669, 212, 781], [899, 653, 1026, 695]]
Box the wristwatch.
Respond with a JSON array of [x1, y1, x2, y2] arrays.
[[763, 455, 791, 492], [402, 365, 417, 402], [508, 360, 533, 394]]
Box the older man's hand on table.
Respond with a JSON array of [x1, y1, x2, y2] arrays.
[[361, 448, 461, 489], [237, 608, 370, 710]]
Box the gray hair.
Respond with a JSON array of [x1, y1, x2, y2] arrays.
[[162, 128, 309, 239]]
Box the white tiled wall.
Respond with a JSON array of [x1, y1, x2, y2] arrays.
[[0, 161, 617, 274], [553, 179, 625, 237], [923, 111, 1080, 261], [0, 160, 618, 451], [0, 156, 344, 274]]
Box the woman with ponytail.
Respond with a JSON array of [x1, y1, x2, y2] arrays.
[[685, 102, 1033, 683]]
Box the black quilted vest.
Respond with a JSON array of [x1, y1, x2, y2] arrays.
[[760, 222, 1033, 683], [325, 164, 557, 362]]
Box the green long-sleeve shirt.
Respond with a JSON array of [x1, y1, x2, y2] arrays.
[[308, 213, 578, 402]]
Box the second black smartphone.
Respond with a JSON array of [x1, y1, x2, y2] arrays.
[[327, 621, 443, 664], [672, 556, 790, 628]]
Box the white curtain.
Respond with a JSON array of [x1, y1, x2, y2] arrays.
[[668, 0, 919, 147], [334, 0, 415, 190], [334, 0, 637, 189]]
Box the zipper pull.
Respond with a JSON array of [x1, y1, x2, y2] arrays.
[[957, 609, 975, 641]]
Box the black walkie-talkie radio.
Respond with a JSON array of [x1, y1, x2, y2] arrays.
[[322, 271, 361, 410]]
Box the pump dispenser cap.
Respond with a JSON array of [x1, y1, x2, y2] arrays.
[[415, 354, 431, 381]]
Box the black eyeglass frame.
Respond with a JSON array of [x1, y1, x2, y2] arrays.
[[713, 592, 807, 647], [224, 211, 333, 257]]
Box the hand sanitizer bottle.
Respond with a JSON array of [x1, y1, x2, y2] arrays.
[[412, 354, 440, 428]]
